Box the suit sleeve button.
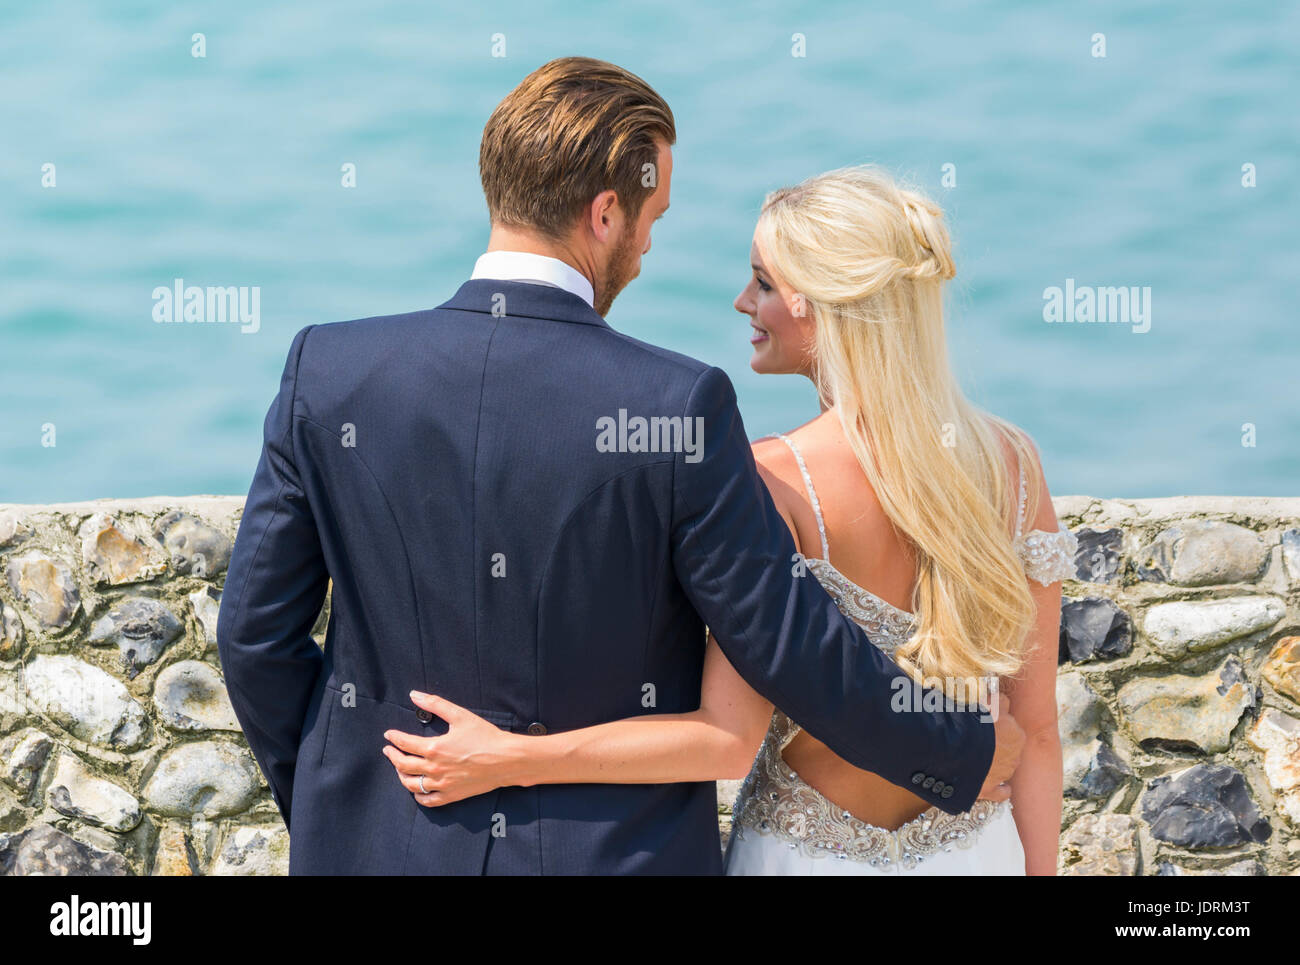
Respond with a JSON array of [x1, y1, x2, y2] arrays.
[[931, 780, 945, 794], [922, 776, 936, 789], [911, 771, 926, 785], [527, 722, 548, 736], [941, 786, 954, 799]]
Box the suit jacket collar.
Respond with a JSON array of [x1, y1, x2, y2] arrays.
[[439, 278, 610, 329]]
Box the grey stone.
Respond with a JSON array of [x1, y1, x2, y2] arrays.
[[1282, 528, 1300, 583], [142, 741, 260, 817], [0, 602, 24, 661], [1246, 709, 1300, 826], [1059, 813, 1139, 875], [1263, 637, 1300, 703], [1057, 670, 1104, 740], [189, 586, 221, 650], [1140, 763, 1271, 849], [209, 825, 290, 876], [1155, 859, 1265, 876], [311, 590, 330, 643], [1136, 520, 1269, 586], [0, 822, 131, 875], [1085, 741, 1132, 796], [1071, 737, 1131, 799], [47, 752, 141, 832], [716, 779, 745, 813], [151, 825, 197, 875], [87, 597, 182, 677], [1073, 528, 1122, 583], [79, 513, 167, 585], [153, 661, 239, 732], [1057, 672, 1130, 798], [4, 551, 80, 628], [1, 728, 54, 796], [1142, 595, 1284, 657], [0, 510, 29, 548], [153, 510, 231, 578], [1117, 656, 1254, 755], [22, 654, 148, 750], [0, 669, 21, 719], [1060, 597, 1131, 662]]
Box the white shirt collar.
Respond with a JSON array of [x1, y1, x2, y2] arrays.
[[470, 251, 595, 309]]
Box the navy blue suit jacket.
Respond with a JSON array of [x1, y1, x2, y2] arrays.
[[217, 279, 995, 874]]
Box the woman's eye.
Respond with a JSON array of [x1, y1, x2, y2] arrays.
[[756, 277, 771, 293]]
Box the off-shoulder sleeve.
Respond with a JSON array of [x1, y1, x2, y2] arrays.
[[1015, 528, 1079, 586]]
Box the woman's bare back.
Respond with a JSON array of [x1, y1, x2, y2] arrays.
[[753, 409, 951, 830]]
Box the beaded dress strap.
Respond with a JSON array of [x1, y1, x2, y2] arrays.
[[773, 433, 830, 562], [1015, 465, 1028, 542]]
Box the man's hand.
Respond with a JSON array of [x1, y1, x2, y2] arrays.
[[382, 692, 523, 807], [978, 691, 1025, 803]]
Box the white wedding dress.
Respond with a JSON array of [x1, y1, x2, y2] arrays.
[[723, 433, 1078, 876]]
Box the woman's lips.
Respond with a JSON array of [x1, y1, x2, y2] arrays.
[[750, 325, 769, 345]]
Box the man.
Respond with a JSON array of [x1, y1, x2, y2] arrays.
[[217, 56, 1023, 875]]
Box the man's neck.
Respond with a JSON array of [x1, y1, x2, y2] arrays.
[[486, 225, 597, 293]]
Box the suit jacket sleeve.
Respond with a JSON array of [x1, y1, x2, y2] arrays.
[[670, 366, 995, 814], [217, 324, 329, 831]]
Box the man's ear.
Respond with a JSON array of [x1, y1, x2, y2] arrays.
[[587, 189, 622, 244]]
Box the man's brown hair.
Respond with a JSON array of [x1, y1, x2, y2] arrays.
[[479, 57, 676, 239]]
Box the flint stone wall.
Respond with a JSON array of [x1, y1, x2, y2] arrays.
[[2, 494, 1299, 876]]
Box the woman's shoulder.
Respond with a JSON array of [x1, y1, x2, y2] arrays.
[[983, 416, 1074, 575], [750, 417, 823, 473], [751, 433, 804, 504], [982, 416, 1036, 484], [986, 415, 1038, 465], [750, 432, 791, 461], [749, 428, 823, 556]]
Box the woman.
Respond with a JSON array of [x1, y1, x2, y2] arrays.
[[385, 165, 1074, 875]]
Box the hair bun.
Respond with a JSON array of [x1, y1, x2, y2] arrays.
[[901, 193, 956, 281]]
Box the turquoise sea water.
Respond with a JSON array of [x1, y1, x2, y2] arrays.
[[2, 1, 1296, 502]]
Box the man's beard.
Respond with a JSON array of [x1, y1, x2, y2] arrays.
[[594, 224, 640, 316]]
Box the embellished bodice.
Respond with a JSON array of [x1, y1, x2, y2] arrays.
[[802, 557, 917, 648], [728, 432, 1078, 868]]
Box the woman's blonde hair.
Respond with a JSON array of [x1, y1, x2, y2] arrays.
[[755, 164, 1042, 689]]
